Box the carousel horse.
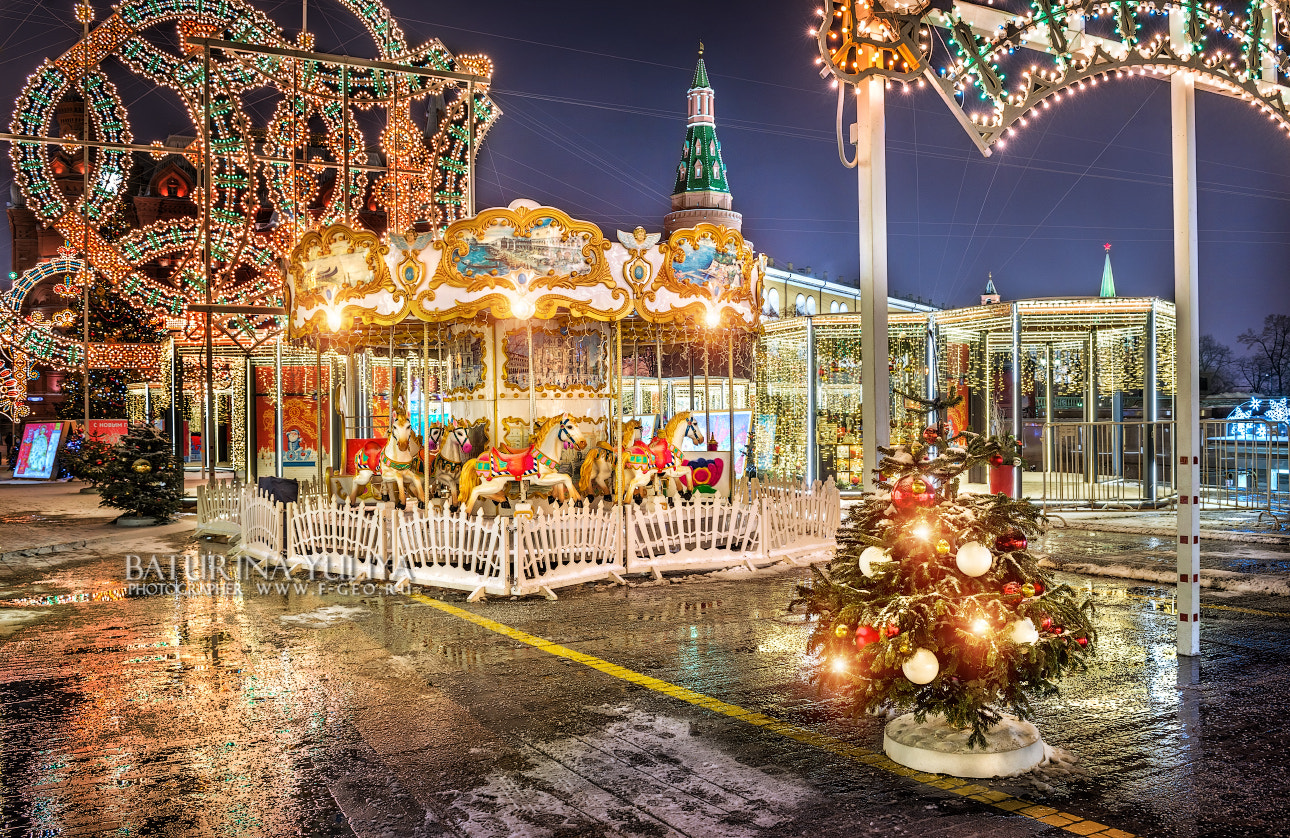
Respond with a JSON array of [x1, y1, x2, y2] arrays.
[[457, 413, 587, 513], [577, 419, 643, 501], [348, 408, 427, 509], [432, 418, 488, 507], [620, 412, 705, 504]]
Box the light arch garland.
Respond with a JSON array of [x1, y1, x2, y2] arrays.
[[816, 0, 1290, 154], [7, 0, 498, 321]]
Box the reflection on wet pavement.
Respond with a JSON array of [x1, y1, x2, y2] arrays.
[[0, 529, 1288, 836]]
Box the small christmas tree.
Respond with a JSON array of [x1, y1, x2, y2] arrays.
[[99, 424, 184, 523], [61, 429, 115, 487], [795, 394, 1094, 748]]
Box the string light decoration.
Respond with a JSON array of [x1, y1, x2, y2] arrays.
[[6, 0, 498, 327], [816, 0, 1290, 155]]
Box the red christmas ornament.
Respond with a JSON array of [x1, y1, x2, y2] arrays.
[[854, 625, 881, 648], [1040, 616, 1053, 631], [988, 453, 1005, 467], [891, 474, 938, 511], [995, 531, 1028, 553], [1032, 581, 1044, 595], [1076, 637, 1089, 647], [885, 623, 901, 638], [1052, 626, 1064, 635], [922, 426, 940, 444], [1003, 582, 1021, 596]]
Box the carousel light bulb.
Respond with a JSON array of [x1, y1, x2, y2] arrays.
[[327, 308, 343, 332], [705, 308, 721, 328]]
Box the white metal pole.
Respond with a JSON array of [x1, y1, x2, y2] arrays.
[[1011, 303, 1022, 497], [1172, 69, 1202, 656], [856, 77, 889, 491]]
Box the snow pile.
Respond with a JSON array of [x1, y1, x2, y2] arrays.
[[885, 713, 1040, 755], [278, 604, 368, 627], [1042, 558, 1290, 597], [452, 707, 812, 837]]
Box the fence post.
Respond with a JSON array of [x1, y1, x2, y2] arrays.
[[623, 504, 634, 574]]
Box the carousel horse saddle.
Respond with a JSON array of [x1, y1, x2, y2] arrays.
[[484, 447, 536, 479]]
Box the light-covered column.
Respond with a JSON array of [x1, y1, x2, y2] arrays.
[[1173, 69, 1201, 656], [857, 77, 889, 491]]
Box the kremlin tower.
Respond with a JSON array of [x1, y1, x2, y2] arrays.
[[663, 45, 742, 235]]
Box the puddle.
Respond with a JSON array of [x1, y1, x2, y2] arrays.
[[279, 605, 369, 627], [0, 609, 49, 637]]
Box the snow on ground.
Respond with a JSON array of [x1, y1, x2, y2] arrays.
[[453, 707, 812, 838], [1038, 558, 1290, 596], [278, 604, 368, 627], [0, 608, 47, 637]]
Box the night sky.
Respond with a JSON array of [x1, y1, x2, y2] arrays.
[[2, 0, 1288, 348]]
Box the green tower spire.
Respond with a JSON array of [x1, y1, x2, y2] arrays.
[[671, 44, 731, 202], [1099, 243, 1116, 298]]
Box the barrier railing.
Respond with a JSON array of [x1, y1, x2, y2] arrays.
[[514, 505, 625, 598], [286, 497, 387, 581], [390, 506, 508, 601], [196, 479, 242, 539], [1040, 420, 1176, 508], [1198, 418, 1289, 513], [238, 485, 285, 565], [225, 477, 842, 598]]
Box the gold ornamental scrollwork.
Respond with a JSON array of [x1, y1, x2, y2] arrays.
[[415, 203, 630, 322], [644, 223, 762, 328], [286, 223, 404, 339]]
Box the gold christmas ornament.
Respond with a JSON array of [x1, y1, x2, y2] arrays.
[[911, 477, 927, 494], [131, 458, 152, 474], [1021, 583, 1036, 598], [935, 539, 951, 556], [834, 623, 850, 639]]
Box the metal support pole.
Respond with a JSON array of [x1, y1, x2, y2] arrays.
[[1173, 68, 1202, 655], [80, 13, 90, 448], [524, 318, 533, 503], [1011, 303, 1022, 497], [423, 323, 430, 496], [805, 317, 817, 483], [1086, 330, 1097, 488], [245, 358, 254, 480], [1144, 302, 1159, 504], [925, 314, 938, 428], [655, 324, 664, 423], [614, 322, 624, 504], [856, 76, 890, 492], [1045, 344, 1055, 474], [202, 43, 215, 484]]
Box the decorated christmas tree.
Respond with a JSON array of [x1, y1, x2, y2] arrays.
[[99, 424, 183, 523], [61, 430, 114, 487], [795, 395, 1094, 748]]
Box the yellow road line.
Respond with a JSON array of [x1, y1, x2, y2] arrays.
[[1201, 602, 1290, 618], [408, 593, 1136, 838]]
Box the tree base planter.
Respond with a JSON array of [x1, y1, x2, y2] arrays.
[[883, 713, 1044, 778], [115, 516, 162, 528], [987, 464, 1016, 496]]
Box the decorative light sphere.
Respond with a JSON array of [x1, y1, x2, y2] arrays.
[[854, 625, 881, 648], [891, 474, 937, 511], [1007, 618, 1039, 645], [902, 648, 940, 684], [131, 458, 152, 474], [858, 546, 892, 578], [955, 541, 993, 577]]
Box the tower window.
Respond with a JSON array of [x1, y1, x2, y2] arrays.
[[694, 161, 703, 179]]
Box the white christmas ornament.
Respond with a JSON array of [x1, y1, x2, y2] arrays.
[[859, 546, 892, 578], [902, 648, 940, 684], [1007, 618, 1039, 645], [955, 541, 993, 577]]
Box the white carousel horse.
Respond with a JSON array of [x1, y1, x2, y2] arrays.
[[577, 419, 643, 500], [348, 409, 427, 509], [620, 412, 705, 504], [432, 418, 487, 507], [457, 413, 587, 513]]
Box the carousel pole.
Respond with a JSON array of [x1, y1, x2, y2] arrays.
[[614, 320, 624, 508], [274, 336, 284, 478], [727, 326, 735, 502], [423, 322, 430, 497], [655, 323, 664, 424], [704, 327, 711, 452], [632, 333, 640, 416], [523, 317, 534, 504], [316, 342, 323, 487], [202, 41, 216, 482]]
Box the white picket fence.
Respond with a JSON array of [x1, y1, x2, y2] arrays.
[[238, 485, 285, 565], [514, 505, 625, 598], [287, 496, 387, 580], [391, 506, 508, 601], [222, 478, 840, 599], [626, 497, 762, 578], [196, 480, 242, 539]]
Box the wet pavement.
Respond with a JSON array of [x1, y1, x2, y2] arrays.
[[1, 516, 1289, 838]]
